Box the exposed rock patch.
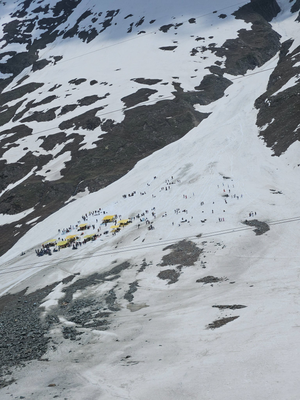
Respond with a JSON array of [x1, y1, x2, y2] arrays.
[[68, 78, 87, 85], [157, 269, 180, 284], [32, 58, 51, 72], [62, 326, 83, 340], [53, 262, 132, 329], [194, 74, 232, 105], [160, 240, 202, 267], [291, 0, 300, 13], [58, 103, 78, 116], [243, 219, 270, 235], [207, 316, 239, 329], [59, 107, 104, 130], [196, 276, 224, 284], [0, 282, 59, 374], [255, 40, 300, 155], [39, 132, 68, 151], [59, 262, 131, 304], [159, 24, 174, 33], [159, 46, 177, 51], [0, 100, 26, 126], [0, 159, 34, 193], [0, 83, 44, 117], [20, 107, 60, 123], [131, 78, 162, 85], [0, 125, 32, 158], [209, 2, 281, 76], [212, 305, 247, 310], [234, 0, 280, 23], [121, 88, 157, 108], [78, 93, 109, 106], [124, 281, 139, 302]]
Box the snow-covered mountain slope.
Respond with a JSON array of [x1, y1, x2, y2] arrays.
[[1, 0, 300, 399], [0, 0, 293, 255]]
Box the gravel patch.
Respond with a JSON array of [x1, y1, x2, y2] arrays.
[[0, 282, 59, 384]]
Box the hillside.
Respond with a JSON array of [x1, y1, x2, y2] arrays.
[[1, 0, 300, 399]]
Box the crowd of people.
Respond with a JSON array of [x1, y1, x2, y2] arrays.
[[33, 173, 257, 257]]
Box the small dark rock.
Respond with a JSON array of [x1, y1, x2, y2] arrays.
[[196, 276, 223, 284]]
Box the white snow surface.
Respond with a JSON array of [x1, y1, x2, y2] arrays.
[[1, 1, 300, 399], [0, 207, 35, 226]]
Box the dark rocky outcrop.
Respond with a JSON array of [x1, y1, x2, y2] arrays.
[[213, 13, 281, 75], [58, 107, 104, 130], [290, 0, 300, 21], [255, 41, 300, 155], [194, 74, 233, 104], [20, 107, 60, 123], [131, 78, 162, 85], [121, 88, 157, 108], [234, 0, 280, 23], [0, 82, 44, 108], [203, 0, 281, 77]]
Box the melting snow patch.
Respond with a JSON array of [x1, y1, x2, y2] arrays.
[[271, 76, 299, 96], [26, 216, 40, 225], [36, 151, 72, 181], [78, 127, 106, 150], [259, 118, 275, 131], [0, 71, 13, 79], [41, 282, 65, 311], [0, 207, 35, 226], [293, 124, 300, 132]]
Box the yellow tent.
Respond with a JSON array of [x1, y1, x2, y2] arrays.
[[83, 233, 96, 239], [110, 225, 120, 230], [102, 215, 115, 222], [119, 219, 130, 226], [42, 238, 57, 245], [57, 240, 69, 247], [66, 234, 78, 241], [78, 223, 88, 230]]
